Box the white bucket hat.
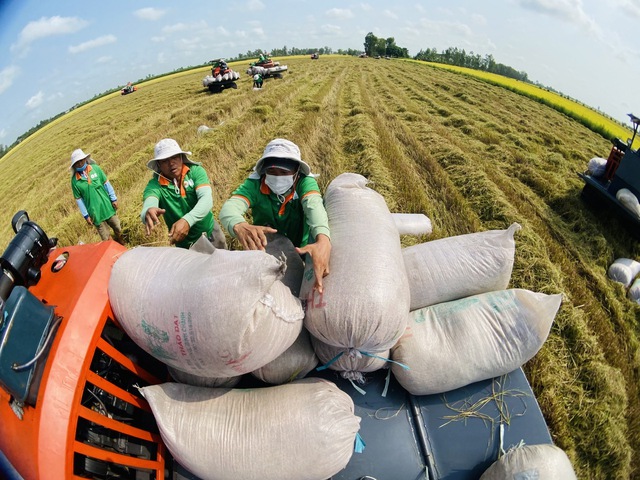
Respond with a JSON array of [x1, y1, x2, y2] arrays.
[[254, 138, 311, 176], [147, 138, 200, 173], [69, 148, 91, 169]]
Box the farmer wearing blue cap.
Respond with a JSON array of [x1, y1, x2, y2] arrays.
[[219, 138, 331, 293]]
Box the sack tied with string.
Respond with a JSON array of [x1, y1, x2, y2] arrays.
[[301, 173, 410, 354]]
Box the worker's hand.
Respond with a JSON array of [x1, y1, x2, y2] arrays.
[[233, 222, 277, 251], [85, 217, 93, 226], [296, 234, 331, 294], [111, 200, 119, 210], [168, 218, 190, 245], [144, 207, 166, 235]]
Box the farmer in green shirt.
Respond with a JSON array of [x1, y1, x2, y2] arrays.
[[141, 138, 226, 249], [219, 138, 331, 293], [70, 148, 123, 243]]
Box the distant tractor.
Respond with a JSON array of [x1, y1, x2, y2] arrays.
[[120, 83, 137, 95], [246, 53, 287, 79], [311, 52, 319, 60], [578, 113, 640, 237], [202, 59, 240, 93]]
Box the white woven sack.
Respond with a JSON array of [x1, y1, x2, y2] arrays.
[[480, 444, 577, 479], [140, 379, 361, 480], [168, 366, 241, 388], [390, 289, 562, 395], [311, 335, 389, 382], [251, 328, 318, 384], [587, 157, 607, 177], [616, 188, 640, 218], [628, 278, 640, 304], [108, 246, 303, 378], [403, 223, 521, 310], [607, 258, 640, 288], [302, 173, 410, 353], [391, 213, 433, 236]]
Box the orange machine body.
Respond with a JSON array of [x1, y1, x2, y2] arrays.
[[0, 241, 166, 480]]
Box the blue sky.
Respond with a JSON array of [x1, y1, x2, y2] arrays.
[[1, 0, 639, 147]]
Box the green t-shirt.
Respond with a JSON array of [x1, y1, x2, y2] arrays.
[[71, 164, 115, 225], [231, 175, 323, 247], [143, 164, 214, 248]]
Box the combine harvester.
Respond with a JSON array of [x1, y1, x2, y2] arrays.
[[0, 207, 575, 479], [202, 59, 240, 93], [246, 53, 287, 80], [578, 113, 640, 238]]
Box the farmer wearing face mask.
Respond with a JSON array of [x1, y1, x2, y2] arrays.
[[219, 138, 331, 293], [141, 138, 227, 249], [70, 148, 124, 244]]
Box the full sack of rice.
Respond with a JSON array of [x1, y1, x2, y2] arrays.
[[302, 173, 410, 353], [480, 444, 577, 479], [607, 257, 640, 288], [391, 289, 562, 395], [403, 223, 520, 310], [108, 246, 303, 378], [251, 328, 318, 384], [140, 378, 361, 480]]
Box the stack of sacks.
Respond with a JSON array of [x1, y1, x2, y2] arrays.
[[480, 444, 577, 479], [108, 246, 304, 378], [140, 378, 361, 480], [390, 289, 562, 395], [301, 173, 410, 379], [391, 224, 563, 395]]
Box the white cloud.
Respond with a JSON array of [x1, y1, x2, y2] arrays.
[[516, 0, 598, 30], [11, 16, 88, 55], [69, 35, 117, 54], [162, 21, 207, 34], [151, 36, 165, 43], [0, 128, 6, 140], [360, 3, 372, 11], [321, 24, 342, 34], [618, 0, 640, 17], [26, 91, 44, 109], [96, 56, 112, 64], [134, 8, 167, 21], [416, 18, 473, 37], [384, 10, 399, 20], [247, 0, 265, 11], [326, 8, 354, 20], [0, 66, 20, 95]]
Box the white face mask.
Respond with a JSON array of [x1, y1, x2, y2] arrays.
[[265, 174, 295, 195]]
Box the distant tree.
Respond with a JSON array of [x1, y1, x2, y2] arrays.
[[364, 32, 377, 57]]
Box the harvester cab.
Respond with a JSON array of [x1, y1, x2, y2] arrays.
[[578, 113, 640, 237]]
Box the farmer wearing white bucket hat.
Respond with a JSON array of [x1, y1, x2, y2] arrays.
[[70, 148, 124, 243], [219, 138, 331, 292], [141, 138, 226, 249]]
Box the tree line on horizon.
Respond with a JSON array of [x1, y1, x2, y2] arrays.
[[0, 36, 544, 159]]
